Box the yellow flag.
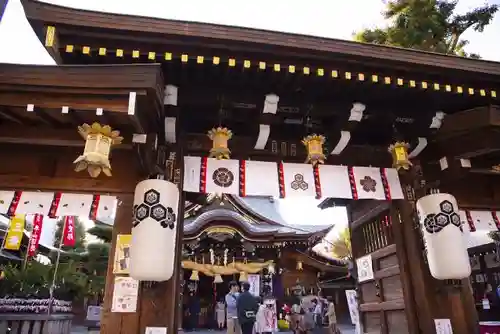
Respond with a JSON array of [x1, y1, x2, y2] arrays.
[[3, 214, 26, 251]]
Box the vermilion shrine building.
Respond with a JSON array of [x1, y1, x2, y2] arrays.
[[0, 0, 499, 333]]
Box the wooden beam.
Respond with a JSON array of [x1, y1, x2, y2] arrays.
[[0, 124, 134, 149], [439, 105, 500, 137], [0, 92, 130, 113], [428, 127, 500, 160], [0, 145, 141, 193]]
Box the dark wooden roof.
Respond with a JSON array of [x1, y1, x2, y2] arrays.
[[21, 0, 500, 79], [0, 63, 163, 139]]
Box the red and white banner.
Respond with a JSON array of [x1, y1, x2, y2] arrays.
[[62, 216, 76, 247], [0, 190, 116, 220], [28, 214, 44, 257], [184, 156, 405, 200]]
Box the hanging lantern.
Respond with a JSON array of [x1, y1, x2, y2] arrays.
[[302, 134, 326, 165], [129, 179, 180, 281], [239, 272, 248, 282], [416, 193, 471, 279], [388, 141, 412, 171], [190, 270, 200, 281], [73, 123, 123, 178], [208, 127, 233, 159], [296, 261, 303, 271], [214, 274, 223, 284]]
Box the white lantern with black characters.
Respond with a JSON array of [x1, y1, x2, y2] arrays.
[[129, 179, 180, 281], [416, 193, 471, 280]]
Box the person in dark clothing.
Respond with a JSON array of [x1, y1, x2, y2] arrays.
[[236, 282, 259, 334], [188, 292, 201, 331]]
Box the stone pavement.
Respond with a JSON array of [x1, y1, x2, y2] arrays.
[[71, 325, 356, 334]]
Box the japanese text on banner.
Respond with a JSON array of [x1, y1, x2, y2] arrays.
[[28, 214, 44, 257], [62, 216, 76, 247], [3, 214, 25, 251]]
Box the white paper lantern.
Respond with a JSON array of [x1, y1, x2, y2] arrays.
[[129, 179, 180, 281], [416, 193, 471, 280]]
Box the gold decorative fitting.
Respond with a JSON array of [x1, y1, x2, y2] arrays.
[[239, 271, 248, 282], [302, 134, 326, 166], [296, 260, 303, 271], [492, 165, 500, 173], [214, 274, 223, 284], [388, 141, 412, 171], [208, 127, 233, 159], [73, 123, 124, 178], [190, 270, 200, 281]]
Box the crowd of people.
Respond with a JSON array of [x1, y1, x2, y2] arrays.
[[184, 280, 340, 334]]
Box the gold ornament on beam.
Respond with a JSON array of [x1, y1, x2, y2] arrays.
[[388, 141, 412, 171], [239, 271, 248, 282], [214, 274, 223, 284], [208, 127, 233, 159], [296, 260, 303, 271], [302, 134, 326, 165], [73, 123, 123, 178], [190, 270, 200, 281]]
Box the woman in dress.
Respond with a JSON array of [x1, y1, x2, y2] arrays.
[[216, 298, 226, 329]]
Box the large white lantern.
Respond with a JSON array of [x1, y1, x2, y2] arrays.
[[129, 179, 180, 281], [416, 193, 471, 280]]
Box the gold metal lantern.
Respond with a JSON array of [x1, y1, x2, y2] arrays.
[[388, 141, 412, 171], [302, 134, 326, 165], [73, 123, 123, 177], [208, 127, 233, 159]]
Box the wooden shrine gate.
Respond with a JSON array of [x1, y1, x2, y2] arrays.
[[350, 202, 417, 334]]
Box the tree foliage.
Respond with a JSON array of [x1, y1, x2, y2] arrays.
[[331, 227, 352, 261], [354, 0, 498, 57]]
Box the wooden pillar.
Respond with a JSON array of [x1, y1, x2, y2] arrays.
[[396, 166, 478, 334], [137, 99, 185, 333], [101, 194, 140, 334]]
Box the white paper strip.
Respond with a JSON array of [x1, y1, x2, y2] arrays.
[[351, 167, 386, 200], [204, 158, 240, 195], [318, 165, 352, 199], [55, 193, 94, 217], [281, 163, 316, 198], [245, 160, 280, 197]]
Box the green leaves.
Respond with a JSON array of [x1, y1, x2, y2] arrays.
[[354, 0, 498, 57]]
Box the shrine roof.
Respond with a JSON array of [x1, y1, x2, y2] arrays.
[[21, 0, 500, 78], [183, 195, 333, 240]]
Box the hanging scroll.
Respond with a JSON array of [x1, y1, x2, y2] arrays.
[[183, 156, 404, 200]]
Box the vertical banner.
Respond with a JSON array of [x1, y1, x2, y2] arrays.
[[62, 216, 76, 247], [113, 234, 132, 274], [247, 274, 260, 296], [262, 298, 278, 332], [345, 290, 361, 334], [28, 214, 44, 257], [3, 214, 25, 250]]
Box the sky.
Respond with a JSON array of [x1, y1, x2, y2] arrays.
[[1, 0, 500, 64]]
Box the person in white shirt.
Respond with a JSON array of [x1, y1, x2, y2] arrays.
[[226, 281, 241, 334]]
